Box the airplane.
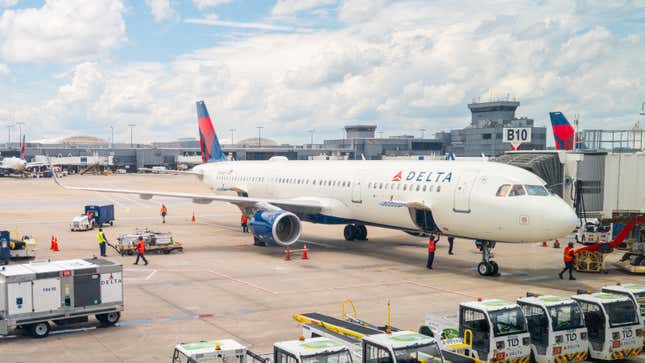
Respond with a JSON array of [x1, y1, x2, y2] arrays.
[[0, 135, 28, 175], [53, 101, 578, 276], [549, 112, 575, 150]]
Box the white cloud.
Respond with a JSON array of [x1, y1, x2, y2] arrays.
[[192, 0, 232, 10], [0, 63, 9, 78], [0, 0, 18, 7], [185, 17, 301, 32], [144, 0, 177, 22], [339, 0, 387, 23], [0, 0, 126, 63], [272, 0, 337, 16]]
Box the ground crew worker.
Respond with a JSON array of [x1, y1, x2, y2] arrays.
[[241, 214, 249, 233], [559, 242, 576, 280], [97, 228, 108, 257], [426, 236, 436, 269], [0, 236, 10, 265], [134, 236, 148, 265], [448, 236, 455, 255], [161, 204, 168, 223]]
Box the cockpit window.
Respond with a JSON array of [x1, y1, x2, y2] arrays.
[[525, 185, 550, 196], [508, 184, 526, 197], [496, 184, 511, 197]]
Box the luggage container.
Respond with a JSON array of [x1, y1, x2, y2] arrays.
[[570, 292, 642, 360], [516, 294, 588, 363], [114, 229, 183, 255], [0, 258, 123, 338]]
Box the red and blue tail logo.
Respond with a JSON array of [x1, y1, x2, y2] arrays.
[[20, 135, 26, 159], [196, 101, 226, 163], [549, 112, 575, 150]]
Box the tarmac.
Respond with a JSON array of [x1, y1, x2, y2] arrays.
[[0, 174, 642, 362]]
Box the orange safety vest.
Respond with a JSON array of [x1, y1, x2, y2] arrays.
[[161, 206, 167, 214], [137, 240, 145, 254], [428, 240, 436, 253], [564, 246, 574, 262], [241, 215, 248, 224]]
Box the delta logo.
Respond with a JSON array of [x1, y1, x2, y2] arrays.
[[392, 171, 402, 181], [392, 170, 453, 183]]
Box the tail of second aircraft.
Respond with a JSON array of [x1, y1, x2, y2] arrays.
[[196, 100, 226, 163], [549, 112, 575, 150], [20, 135, 26, 160]]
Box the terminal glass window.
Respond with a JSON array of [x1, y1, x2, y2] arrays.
[[578, 301, 605, 350], [525, 185, 549, 196], [489, 307, 527, 336], [393, 342, 443, 363], [508, 185, 526, 197], [496, 185, 511, 197], [302, 351, 353, 363], [365, 342, 393, 363], [548, 303, 584, 331], [521, 304, 548, 353], [604, 301, 638, 327]]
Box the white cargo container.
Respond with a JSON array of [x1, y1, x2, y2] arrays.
[[603, 152, 645, 216], [0, 258, 123, 338]]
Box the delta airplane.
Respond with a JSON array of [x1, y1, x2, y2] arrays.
[[54, 101, 578, 276], [0, 135, 31, 176]]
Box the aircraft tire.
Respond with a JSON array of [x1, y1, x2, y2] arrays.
[[490, 261, 499, 275], [477, 262, 492, 276], [343, 224, 357, 241], [356, 225, 368, 240]]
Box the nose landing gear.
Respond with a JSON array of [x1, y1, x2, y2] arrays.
[[476, 240, 499, 276]]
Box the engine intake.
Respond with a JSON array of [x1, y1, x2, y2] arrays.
[[249, 210, 301, 246]]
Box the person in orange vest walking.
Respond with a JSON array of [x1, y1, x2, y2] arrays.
[[240, 214, 249, 233], [426, 236, 437, 269], [133, 236, 148, 265], [160, 204, 168, 224], [559, 242, 576, 280]]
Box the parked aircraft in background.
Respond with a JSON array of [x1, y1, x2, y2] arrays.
[[54, 101, 578, 276]]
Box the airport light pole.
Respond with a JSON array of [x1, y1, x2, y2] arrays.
[[109, 125, 114, 149], [229, 128, 236, 145], [128, 123, 136, 148], [6, 124, 13, 148], [257, 126, 264, 148], [16, 121, 24, 144], [308, 129, 315, 146], [420, 128, 426, 139]]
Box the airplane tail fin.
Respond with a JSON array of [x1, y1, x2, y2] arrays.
[[196, 100, 226, 163], [549, 112, 575, 150], [20, 135, 25, 160]]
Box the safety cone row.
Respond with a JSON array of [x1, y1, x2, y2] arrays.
[[192, 212, 196, 222], [50, 235, 60, 252], [302, 244, 308, 260], [285, 246, 291, 261], [553, 239, 560, 248], [541, 241, 547, 247]]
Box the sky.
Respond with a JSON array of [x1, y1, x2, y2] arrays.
[[0, 0, 643, 146]]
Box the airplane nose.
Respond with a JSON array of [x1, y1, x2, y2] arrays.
[[543, 201, 578, 238]]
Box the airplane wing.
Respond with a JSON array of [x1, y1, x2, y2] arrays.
[[138, 168, 203, 176], [52, 172, 323, 214]]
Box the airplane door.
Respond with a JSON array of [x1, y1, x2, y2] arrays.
[[351, 179, 362, 203], [453, 173, 478, 213]]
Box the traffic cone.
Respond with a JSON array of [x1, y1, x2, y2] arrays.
[[302, 244, 308, 260], [192, 212, 196, 222], [50, 235, 55, 250], [553, 239, 560, 249], [542, 241, 547, 247], [285, 247, 291, 261], [52, 236, 59, 252]]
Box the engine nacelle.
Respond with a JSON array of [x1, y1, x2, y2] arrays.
[[249, 210, 301, 246]]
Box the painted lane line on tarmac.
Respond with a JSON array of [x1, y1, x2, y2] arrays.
[[405, 281, 479, 299], [208, 270, 279, 295], [145, 269, 158, 280]]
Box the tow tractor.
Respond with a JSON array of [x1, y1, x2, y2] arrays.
[[274, 337, 354, 363], [0, 230, 37, 259], [601, 283, 645, 347], [70, 204, 115, 231], [294, 302, 446, 363], [516, 294, 588, 363], [570, 292, 642, 360], [172, 338, 268, 363], [113, 229, 183, 255]]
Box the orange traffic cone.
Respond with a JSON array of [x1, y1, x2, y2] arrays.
[[553, 239, 560, 249], [302, 244, 308, 260], [192, 212, 196, 222], [285, 247, 291, 261], [541, 241, 547, 247], [52, 236, 59, 252], [50, 235, 56, 250]]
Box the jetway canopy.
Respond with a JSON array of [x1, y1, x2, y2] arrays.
[[494, 152, 564, 197]]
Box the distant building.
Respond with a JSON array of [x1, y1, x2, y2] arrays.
[[436, 99, 547, 156]]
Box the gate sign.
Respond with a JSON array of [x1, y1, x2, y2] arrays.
[[503, 128, 531, 150]]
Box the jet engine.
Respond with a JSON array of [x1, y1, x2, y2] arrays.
[[249, 210, 301, 246]]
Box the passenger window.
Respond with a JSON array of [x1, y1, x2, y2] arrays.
[[368, 183, 372, 188], [509, 184, 526, 197], [422, 185, 427, 192], [496, 184, 511, 197], [379, 183, 383, 189], [397, 184, 401, 190], [428, 185, 434, 192], [416, 185, 420, 191], [436, 186, 441, 192], [403, 185, 407, 191], [348, 182, 351, 187]]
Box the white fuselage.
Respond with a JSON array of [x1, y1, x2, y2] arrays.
[[0, 157, 27, 173], [192, 159, 577, 243]]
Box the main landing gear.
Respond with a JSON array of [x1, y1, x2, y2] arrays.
[[477, 240, 499, 276], [344, 224, 368, 241]]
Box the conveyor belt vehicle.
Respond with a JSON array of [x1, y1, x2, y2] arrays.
[[516, 294, 588, 363], [601, 283, 645, 348], [570, 292, 642, 360], [172, 338, 268, 363]]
